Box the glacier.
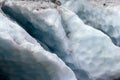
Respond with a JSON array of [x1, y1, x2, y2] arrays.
[[0, 8, 77, 80], [2, 0, 70, 58], [0, 0, 120, 80], [61, 0, 120, 46]]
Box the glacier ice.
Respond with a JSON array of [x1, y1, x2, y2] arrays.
[[59, 7, 120, 80], [2, 0, 70, 58], [1, 0, 120, 80], [61, 0, 120, 46], [0, 9, 77, 80]]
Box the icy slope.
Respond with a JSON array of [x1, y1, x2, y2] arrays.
[[61, 0, 120, 46], [59, 7, 120, 80], [2, 0, 120, 80], [0, 10, 77, 80], [2, 0, 69, 58]]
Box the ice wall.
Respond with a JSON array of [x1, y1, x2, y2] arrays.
[[1, 0, 120, 80], [0, 8, 77, 80]]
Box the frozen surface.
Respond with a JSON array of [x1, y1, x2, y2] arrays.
[[61, 0, 120, 46], [1, 0, 120, 80], [2, 0, 69, 58], [0, 9, 77, 80], [59, 7, 120, 80]]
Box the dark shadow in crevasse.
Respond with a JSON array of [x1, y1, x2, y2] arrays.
[[2, 6, 68, 59], [0, 67, 9, 80], [114, 78, 120, 80]]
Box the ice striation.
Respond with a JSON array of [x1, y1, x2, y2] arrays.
[[1, 0, 120, 80]]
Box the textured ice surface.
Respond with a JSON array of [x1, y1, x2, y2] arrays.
[[0, 10, 77, 80], [2, 1, 120, 80], [59, 7, 120, 80], [61, 0, 120, 46], [2, 0, 69, 58], [1, 0, 120, 80]]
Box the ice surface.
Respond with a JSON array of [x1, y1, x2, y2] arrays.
[[59, 7, 120, 80], [1, 0, 120, 80], [0, 10, 77, 80], [2, 0, 69, 58], [61, 0, 120, 46]]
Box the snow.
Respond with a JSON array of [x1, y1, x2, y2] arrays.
[[0, 9, 77, 80]]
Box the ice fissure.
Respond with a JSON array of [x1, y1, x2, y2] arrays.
[[1, 0, 120, 80]]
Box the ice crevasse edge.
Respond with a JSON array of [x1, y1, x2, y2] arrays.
[[1, 0, 120, 80], [0, 2, 77, 80]]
